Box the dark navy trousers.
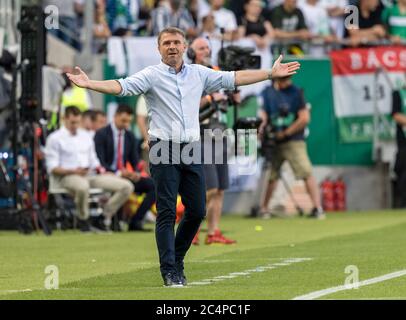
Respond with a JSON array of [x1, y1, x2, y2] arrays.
[[149, 140, 206, 277]]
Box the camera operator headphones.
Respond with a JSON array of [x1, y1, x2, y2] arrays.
[[186, 46, 197, 62], [187, 37, 212, 63]]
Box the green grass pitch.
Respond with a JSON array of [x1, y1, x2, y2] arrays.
[[1, 210, 406, 300]]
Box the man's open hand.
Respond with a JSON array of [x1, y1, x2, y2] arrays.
[[271, 55, 301, 78], [66, 66, 90, 88]]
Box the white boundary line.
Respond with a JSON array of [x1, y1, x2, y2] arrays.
[[0, 289, 32, 294], [293, 270, 406, 300], [188, 257, 313, 287]]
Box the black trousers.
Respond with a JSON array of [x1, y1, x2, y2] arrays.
[[129, 177, 156, 226], [149, 140, 206, 277]]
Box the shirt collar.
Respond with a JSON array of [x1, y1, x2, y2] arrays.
[[159, 61, 187, 74], [61, 126, 78, 137], [111, 122, 124, 135]]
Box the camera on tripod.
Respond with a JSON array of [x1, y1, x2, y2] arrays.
[[218, 46, 261, 72], [260, 103, 295, 161], [217, 45, 263, 131]]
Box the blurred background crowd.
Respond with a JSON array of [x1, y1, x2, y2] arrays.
[[43, 0, 406, 54]]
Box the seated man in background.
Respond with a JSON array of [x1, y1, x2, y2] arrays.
[[81, 109, 96, 137], [82, 110, 108, 137], [258, 75, 324, 219], [45, 106, 134, 232], [94, 104, 156, 232], [93, 110, 108, 131]]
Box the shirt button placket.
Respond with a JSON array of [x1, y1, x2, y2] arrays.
[[177, 75, 187, 142]]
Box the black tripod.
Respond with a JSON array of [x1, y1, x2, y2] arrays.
[[9, 61, 51, 235]]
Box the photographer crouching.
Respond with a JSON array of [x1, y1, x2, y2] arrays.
[[188, 37, 237, 245], [258, 75, 324, 219]]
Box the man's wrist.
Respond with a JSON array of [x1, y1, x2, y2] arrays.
[[84, 80, 92, 90], [268, 69, 274, 80]]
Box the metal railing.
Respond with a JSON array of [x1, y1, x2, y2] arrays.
[[271, 38, 406, 57]]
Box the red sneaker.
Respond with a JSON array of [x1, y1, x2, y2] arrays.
[[205, 230, 236, 245], [215, 230, 237, 244], [205, 234, 217, 245]]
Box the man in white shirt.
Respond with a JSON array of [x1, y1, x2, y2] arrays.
[[45, 106, 134, 232], [81, 110, 96, 138]]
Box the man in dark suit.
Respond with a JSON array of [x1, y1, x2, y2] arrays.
[[94, 104, 155, 231]]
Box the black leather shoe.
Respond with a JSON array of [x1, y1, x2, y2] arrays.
[[178, 271, 187, 286], [163, 273, 183, 287], [176, 263, 187, 286], [92, 215, 109, 231], [78, 219, 91, 233]]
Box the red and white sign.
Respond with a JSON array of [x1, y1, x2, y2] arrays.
[[330, 46, 406, 119], [331, 46, 406, 76]]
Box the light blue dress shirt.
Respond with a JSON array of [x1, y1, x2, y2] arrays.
[[117, 62, 236, 143]]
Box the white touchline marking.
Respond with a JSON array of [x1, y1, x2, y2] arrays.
[[188, 257, 313, 287], [214, 275, 237, 279], [292, 270, 406, 300], [229, 272, 250, 276], [0, 289, 32, 293], [191, 282, 212, 285]]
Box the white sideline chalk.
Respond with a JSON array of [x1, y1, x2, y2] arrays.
[[293, 270, 406, 300], [188, 257, 313, 287]]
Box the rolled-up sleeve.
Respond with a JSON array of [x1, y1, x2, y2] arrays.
[[117, 67, 154, 97], [197, 65, 235, 93], [44, 135, 60, 174]]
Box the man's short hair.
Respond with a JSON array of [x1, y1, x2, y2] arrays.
[[157, 27, 186, 45], [64, 106, 81, 118], [94, 110, 106, 118], [82, 110, 96, 120], [115, 104, 134, 116]]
